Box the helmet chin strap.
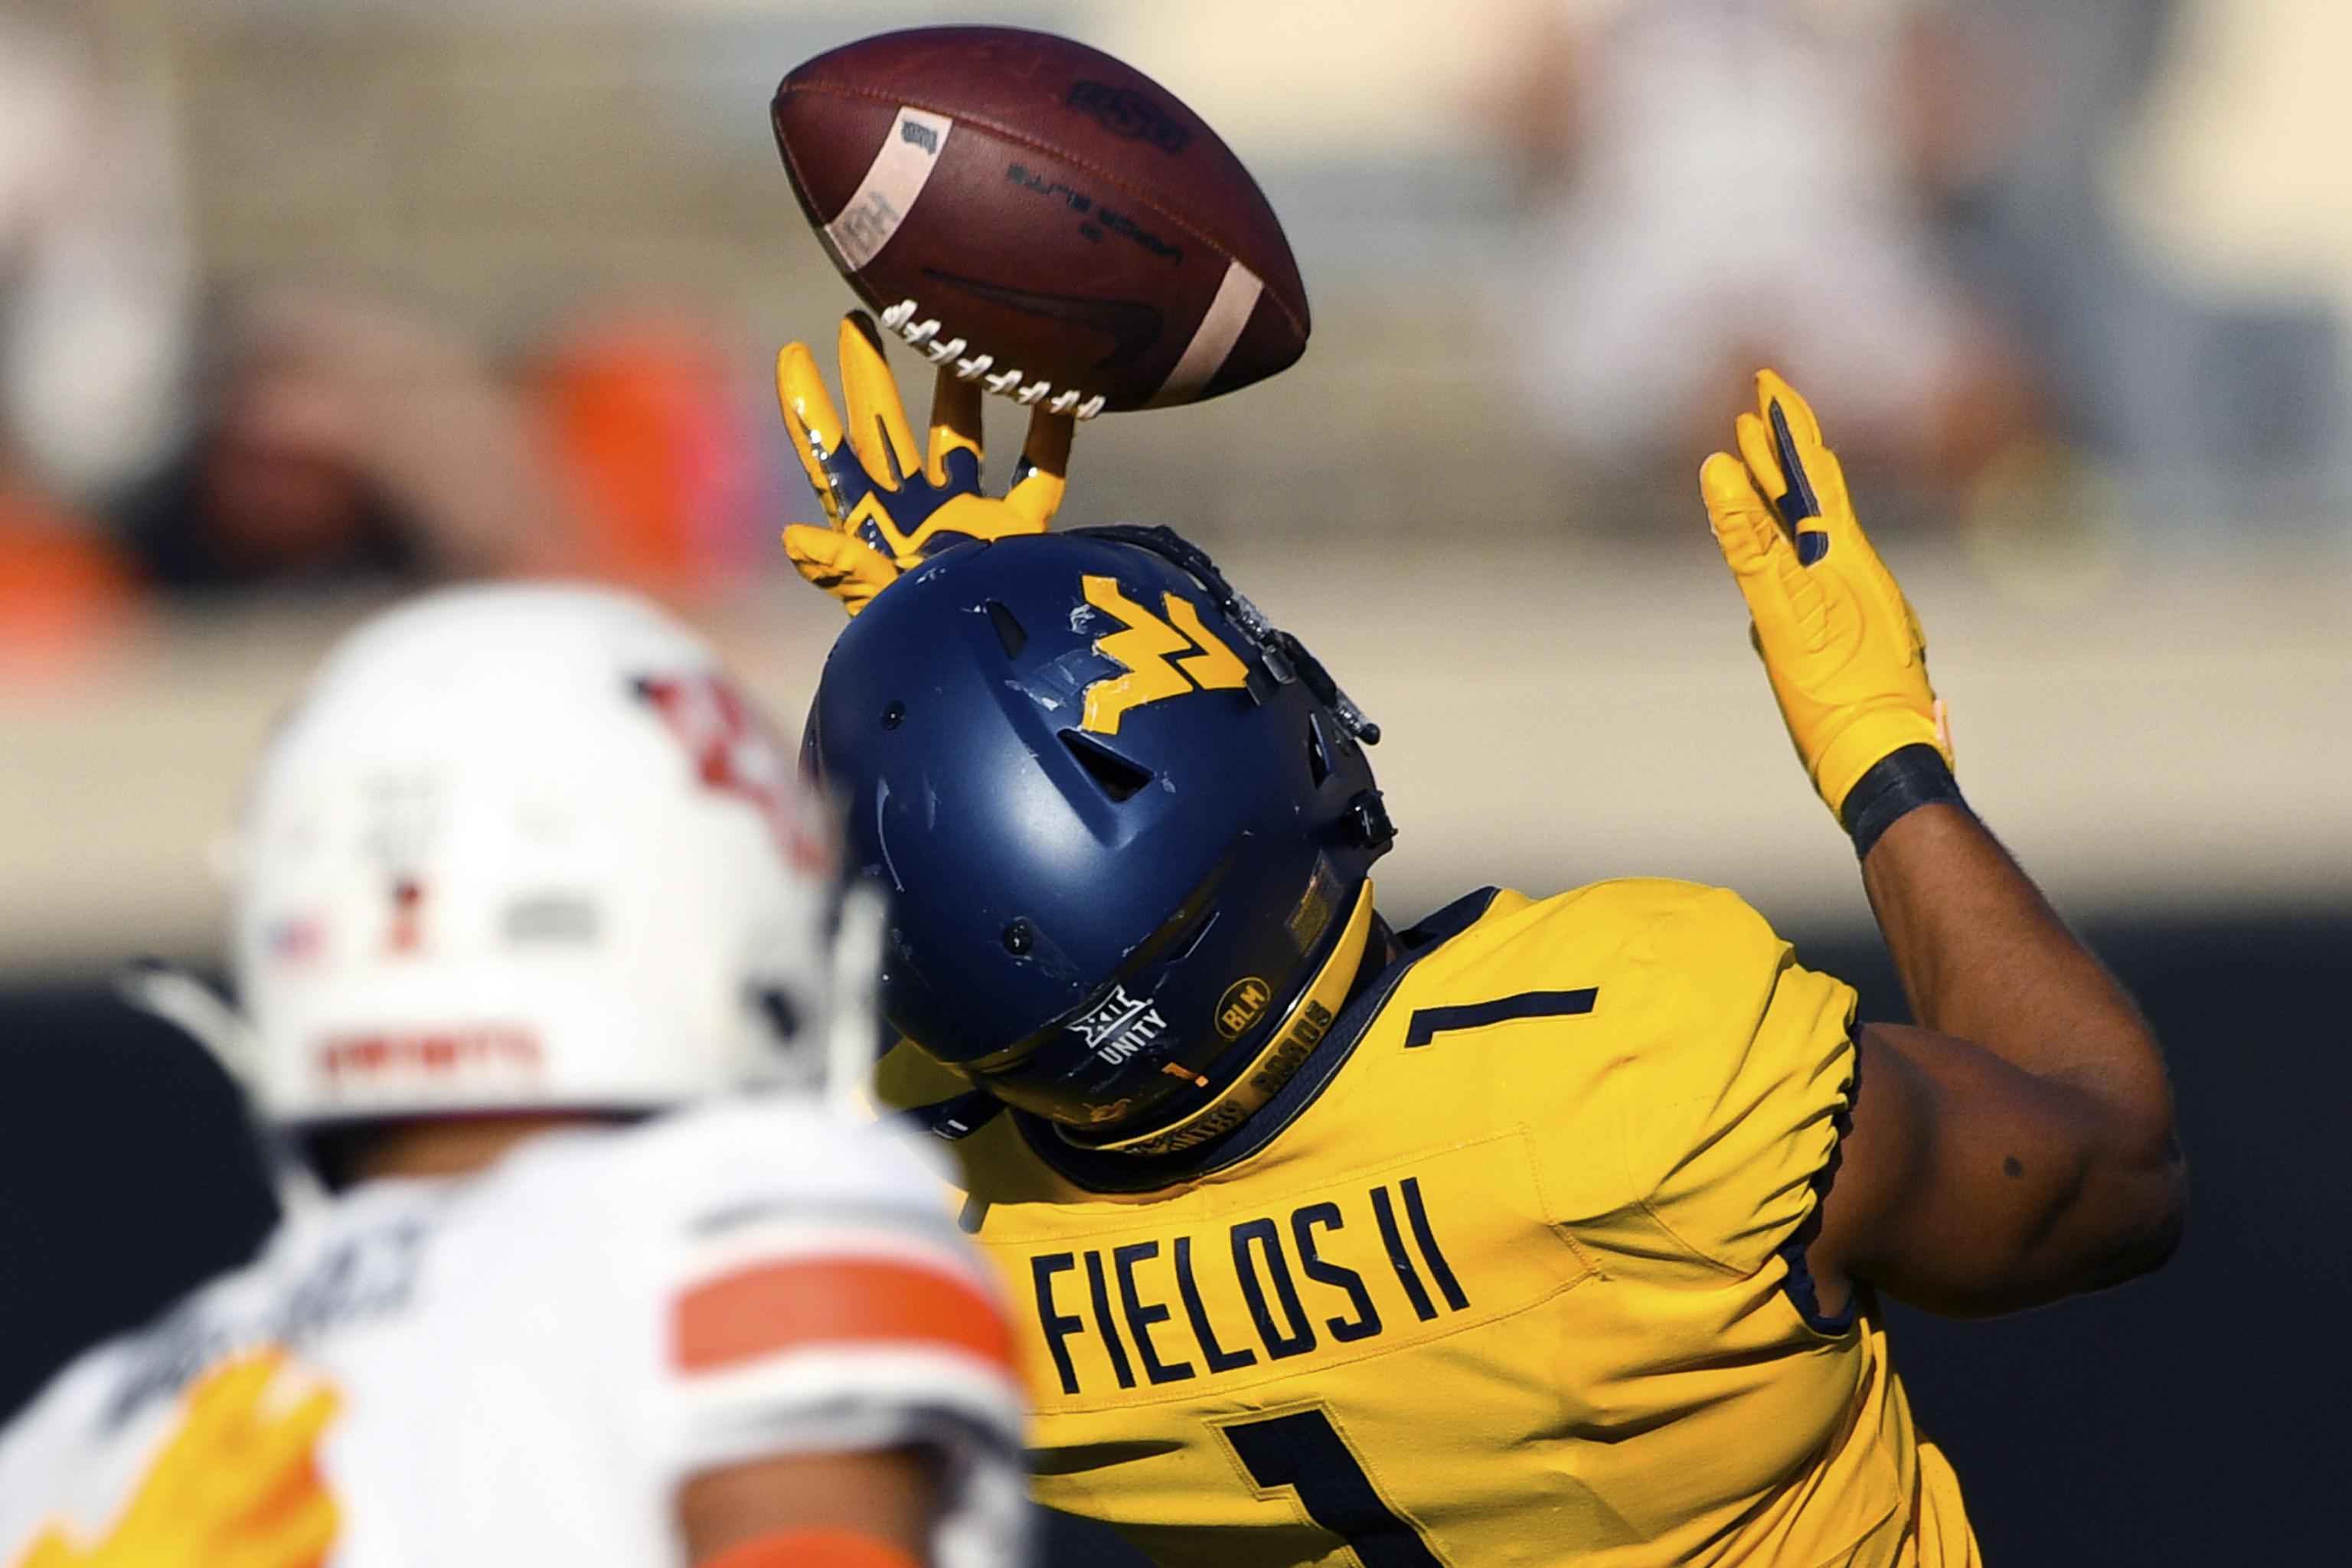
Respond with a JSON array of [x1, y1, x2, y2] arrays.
[[1083, 879, 1377, 1158], [113, 959, 331, 1219]]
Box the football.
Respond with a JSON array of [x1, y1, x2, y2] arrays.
[[771, 25, 1309, 418]]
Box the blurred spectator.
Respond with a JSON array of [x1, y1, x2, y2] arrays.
[[1879, 0, 2344, 534], [1493, 0, 2047, 505], [0, 475, 136, 685], [117, 292, 581, 594], [2069, 0, 2350, 527], [0, 2, 194, 503], [530, 311, 787, 603]]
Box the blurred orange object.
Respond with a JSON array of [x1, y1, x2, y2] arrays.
[[0, 487, 139, 688], [533, 316, 776, 602]]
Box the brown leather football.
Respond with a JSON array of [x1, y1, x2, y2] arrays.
[[772, 26, 1308, 418]]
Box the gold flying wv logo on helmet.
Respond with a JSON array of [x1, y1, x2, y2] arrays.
[[1079, 574, 1249, 735]]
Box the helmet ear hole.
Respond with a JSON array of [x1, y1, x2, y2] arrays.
[[1060, 730, 1154, 802]]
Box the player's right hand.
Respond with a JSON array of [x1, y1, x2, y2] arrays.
[[16, 1351, 340, 1568], [1700, 370, 1953, 822], [776, 312, 1073, 616]]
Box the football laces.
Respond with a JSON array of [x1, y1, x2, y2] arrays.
[[879, 299, 1107, 420]]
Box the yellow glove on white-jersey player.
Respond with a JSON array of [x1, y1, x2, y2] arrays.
[[1702, 370, 1953, 831], [777, 312, 1073, 616], [16, 1351, 339, 1568]]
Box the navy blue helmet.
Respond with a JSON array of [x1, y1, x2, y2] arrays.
[[805, 526, 1392, 1156]]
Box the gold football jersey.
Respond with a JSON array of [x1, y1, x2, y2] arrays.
[[889, 880, 1981, 1567]]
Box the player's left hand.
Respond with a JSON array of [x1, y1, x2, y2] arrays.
[[1700, 370, 1952, 820], [16, 1351, 340, 1568], [776, 312, 1073, 616]]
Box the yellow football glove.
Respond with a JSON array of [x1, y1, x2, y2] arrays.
[[16, 1351, 339, 1568], [1701, 370, 1952, 822], [777, 312, 1073, 615]]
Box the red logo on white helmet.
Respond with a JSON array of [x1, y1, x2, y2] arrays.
[[634, 674, 831, 875]]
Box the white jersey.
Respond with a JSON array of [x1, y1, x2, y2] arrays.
[[0, 1097, 1027, 1568]]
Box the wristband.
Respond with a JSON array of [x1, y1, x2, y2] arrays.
[[1839, 744, 1968, 861]]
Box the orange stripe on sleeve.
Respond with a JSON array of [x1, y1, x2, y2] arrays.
[[674, 1256, 1014, 1375]]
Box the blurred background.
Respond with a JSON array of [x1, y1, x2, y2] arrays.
[[0, 0, 2345, 1562]]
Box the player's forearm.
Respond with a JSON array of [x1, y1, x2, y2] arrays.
[[1859, 802, 2174, 1141], [680, 1449, 938, 1568]]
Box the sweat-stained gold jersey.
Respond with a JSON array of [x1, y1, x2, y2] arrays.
[[884, 878, 1981, 1567]]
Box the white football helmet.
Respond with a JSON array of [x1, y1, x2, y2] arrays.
[[224, 583, 841, 1127]]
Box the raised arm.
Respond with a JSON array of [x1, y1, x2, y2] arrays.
[[1701, 372, 2184, 1317], [1827, 805, 2183, 1313]]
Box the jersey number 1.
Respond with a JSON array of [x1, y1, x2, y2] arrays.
[[1222, 1408, 1443, 1567]]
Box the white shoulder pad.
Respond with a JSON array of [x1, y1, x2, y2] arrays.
[[600, 1098, 1025, 1480]]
